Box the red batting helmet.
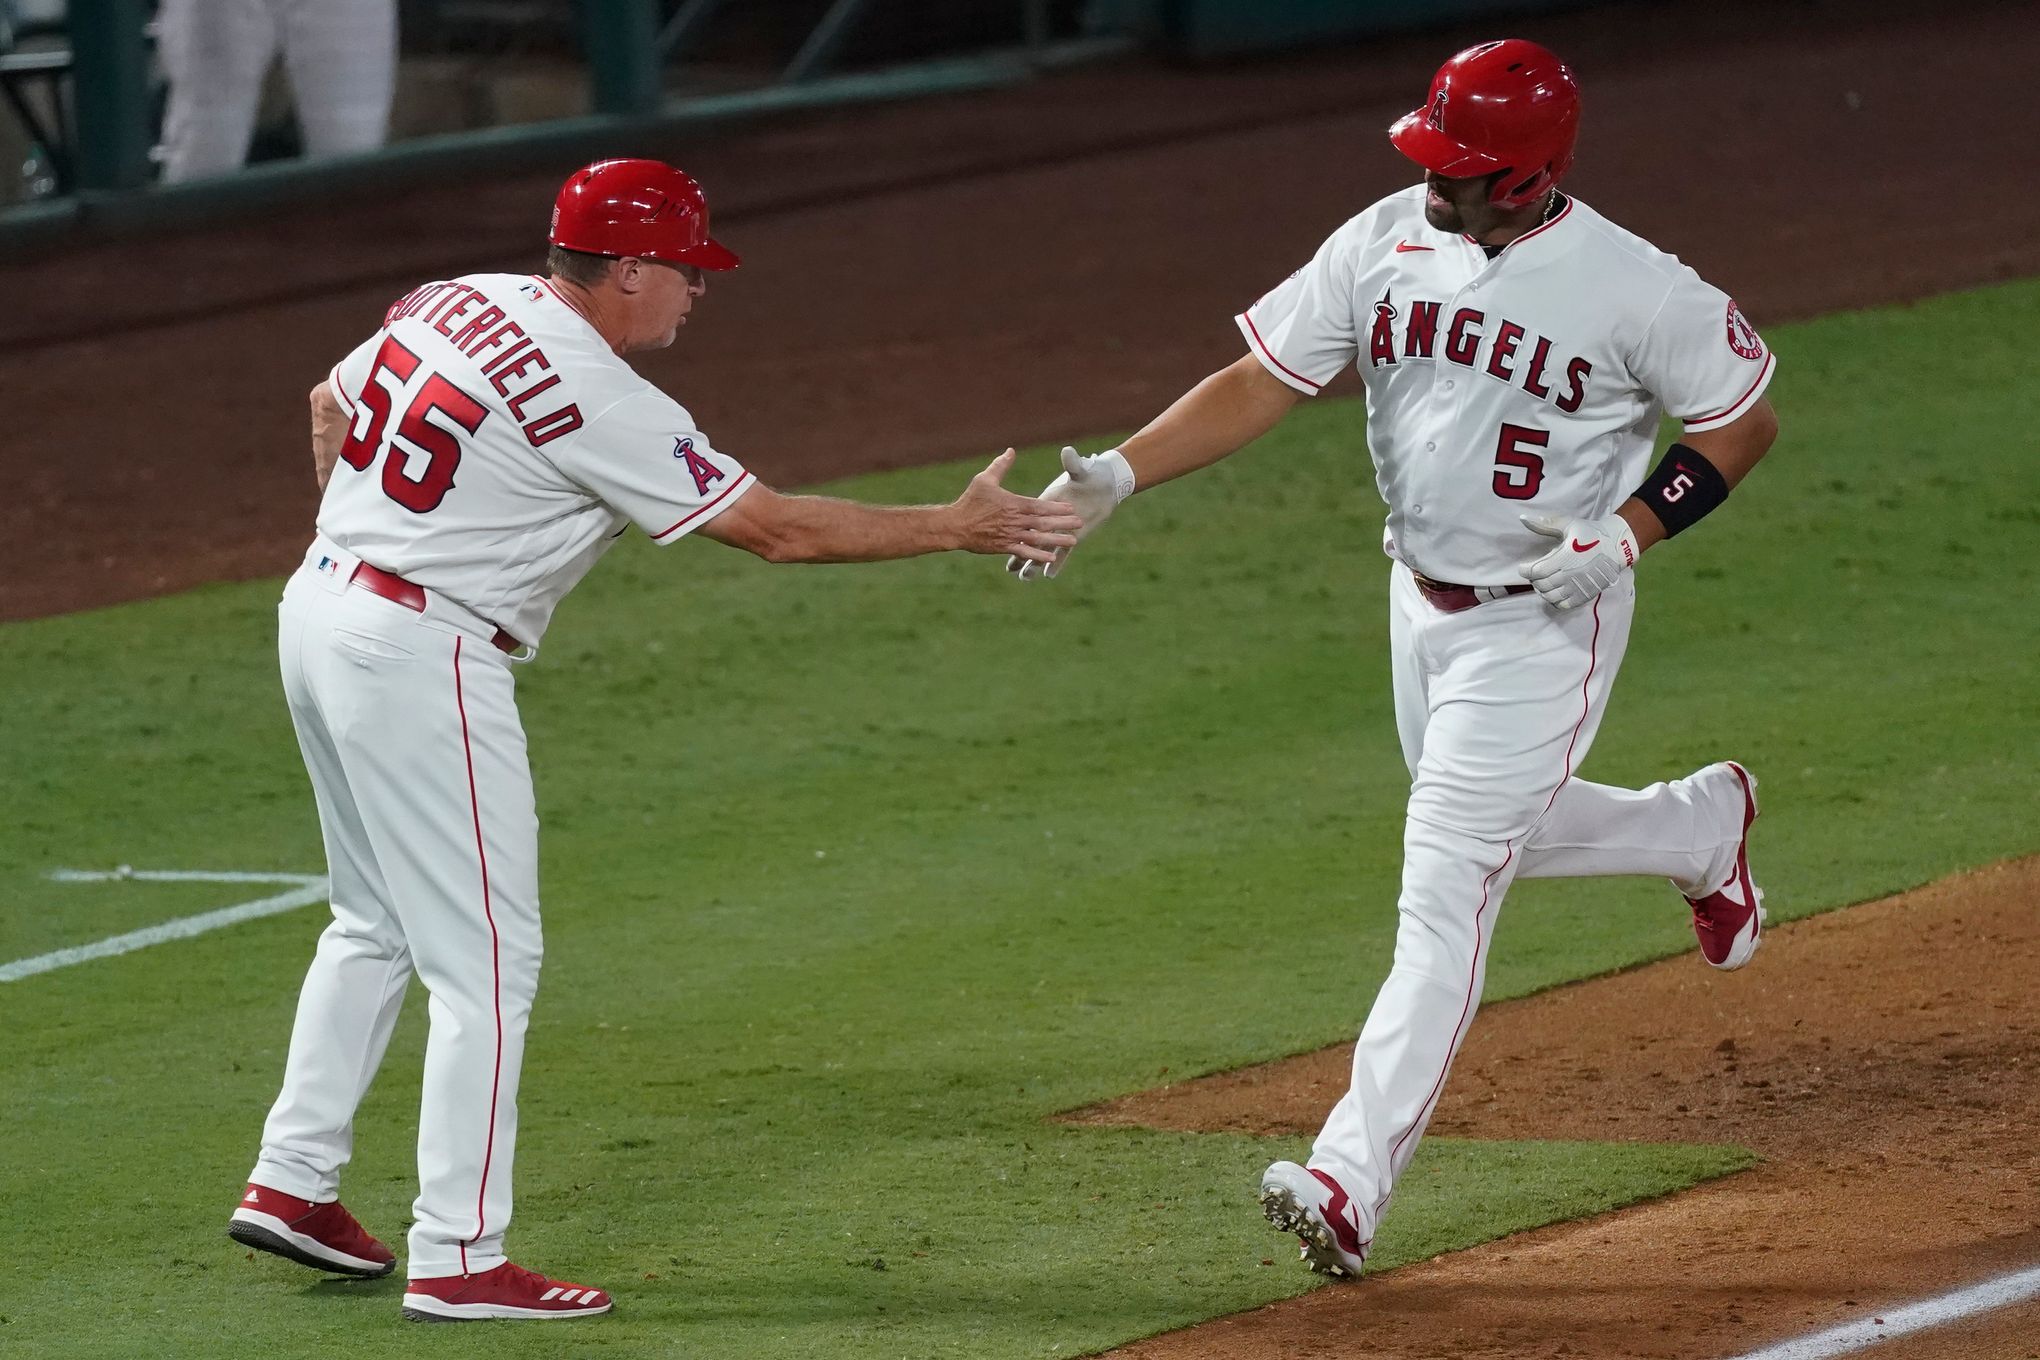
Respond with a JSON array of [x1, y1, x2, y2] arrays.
[[549, 158, 740, 270], [1388, 40, 1581, 210]]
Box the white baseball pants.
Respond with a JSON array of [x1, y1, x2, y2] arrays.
[[1309, 564, 1746, 1246], [156, 0, 397, 183], [251, 540, 538, 1278]]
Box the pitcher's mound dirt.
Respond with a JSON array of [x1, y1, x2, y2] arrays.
[[1072, 858, 2040, 1359]]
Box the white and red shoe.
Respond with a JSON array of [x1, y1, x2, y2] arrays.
[[1258, 1160, 1369, 1278], [226, 1182, 395, 1278], [402, 1262, 613, 1322], [1686, 761, 1766, 970]]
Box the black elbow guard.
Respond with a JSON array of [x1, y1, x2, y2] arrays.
[[1632, 443, 1730, 538]]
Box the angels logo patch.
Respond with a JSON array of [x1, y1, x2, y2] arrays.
[[674, 436, 726, 496], [1726, 300, 1764, 360], [1368, 288, 1400, 368], [1427, 89, 1448, 132]]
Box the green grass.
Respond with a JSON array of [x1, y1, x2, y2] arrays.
[[1, 279, 2035, 1357]]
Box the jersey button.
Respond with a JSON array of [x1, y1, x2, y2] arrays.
[[1444, 380, 1456, 390], [1426, 441, 1438, 452]]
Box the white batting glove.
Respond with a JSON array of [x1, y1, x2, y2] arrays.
[[1517, 511, 1642, 610], [1005, 446, 1135, 581]]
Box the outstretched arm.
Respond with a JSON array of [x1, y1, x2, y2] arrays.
[[698, 449, 1081, 565], [1117, 352, 1303, 491], [1007, 353, 1301, 579]]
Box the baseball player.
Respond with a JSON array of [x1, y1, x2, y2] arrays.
[[226, 158, 1080, 1322], [1012, 41, 1777, 1277]]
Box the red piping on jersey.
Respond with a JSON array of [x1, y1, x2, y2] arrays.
[[1374, 593, 1603, 1221], [530, 274, 613, 351], [529, 274, 565, 303], [651, 469, 755, 542], [326, 363, 356, 415], [453, 634, 507, 1278], [1680, 349, 1775, 427], [1460, 195, 1574, 251], [1239, 312, 1323, 390]]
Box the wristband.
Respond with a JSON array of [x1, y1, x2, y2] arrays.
[[1097, 448, 1137, 503], [1632, 443, 1728, 538]]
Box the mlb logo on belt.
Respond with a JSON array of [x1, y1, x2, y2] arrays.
[[316, 555, 341, 577]]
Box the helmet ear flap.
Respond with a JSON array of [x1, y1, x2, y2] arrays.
[[1491, 163, 1548, 208]]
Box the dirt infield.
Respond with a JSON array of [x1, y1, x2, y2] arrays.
[[6, 0, 2040, 621], [1076, 857, 2040, 1359]]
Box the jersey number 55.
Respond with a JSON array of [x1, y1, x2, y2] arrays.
[[339, 336, 488, 514]]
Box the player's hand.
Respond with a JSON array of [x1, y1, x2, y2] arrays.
[[954, 449, 1084, 563], [1517, 511, 1642, 610], [1005, 446, 1136, 581]]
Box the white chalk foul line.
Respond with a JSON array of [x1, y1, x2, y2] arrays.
[[1726, 1262, 2040, 1360], [1, 869, 329, 983], [47, 867, 323, 885]]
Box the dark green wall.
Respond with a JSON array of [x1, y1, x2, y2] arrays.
[[1162, 0, 1587, 58]]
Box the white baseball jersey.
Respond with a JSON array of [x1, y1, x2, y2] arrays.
[[320, 272, 754, 646], [1238, 186, 1774, 584]]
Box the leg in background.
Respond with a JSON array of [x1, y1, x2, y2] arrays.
[[276, 0, 397, 158], [155, 0, 277, 182]]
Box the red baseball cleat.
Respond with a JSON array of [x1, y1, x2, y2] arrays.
[[1259, 1160, 1369, 1278], [403, 1262, 613, 1322], [1687, 762, 1766, 970], [227, 1182, 395, 1278]]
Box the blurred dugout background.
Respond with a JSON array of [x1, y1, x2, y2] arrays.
[[0, 0, 1560, 211]]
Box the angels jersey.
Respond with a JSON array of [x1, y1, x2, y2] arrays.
[[320, 272, 754, 646], [1238, 186, 1774, 584]]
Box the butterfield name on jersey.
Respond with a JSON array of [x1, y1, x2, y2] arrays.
[[322, 271, 754, 646], [379, 278, 584, 447]]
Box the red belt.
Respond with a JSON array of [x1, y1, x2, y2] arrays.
[[1412, 572, 1535, 614], [348, 562, 520, 654]]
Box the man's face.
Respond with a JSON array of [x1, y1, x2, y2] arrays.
[[638, 260, 706, 350], [1421, 170, 1503, 237]]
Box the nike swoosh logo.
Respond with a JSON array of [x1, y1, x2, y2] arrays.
[[1570, 539, 1600, 553], [1394, 241, 1433, 253]]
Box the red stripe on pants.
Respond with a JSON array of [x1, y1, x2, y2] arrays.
[[453, 634, 506, 1275]]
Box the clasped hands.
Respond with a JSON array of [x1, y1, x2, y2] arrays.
[[1003, 447, 1135, 580], [997, 447, 1642, 609]]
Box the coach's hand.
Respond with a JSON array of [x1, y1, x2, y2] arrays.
[[955, 449, 1085, 563], [1518, 511, 1642, 610], [1006, 447, 1136, 580]]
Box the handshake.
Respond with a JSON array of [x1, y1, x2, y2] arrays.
[[945, 446, 1135, 577], [995, 448, 1142, 583]]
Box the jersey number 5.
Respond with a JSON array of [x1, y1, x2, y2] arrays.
[[338, 336, 488, 514], [1491, 423, 1548, 500]]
